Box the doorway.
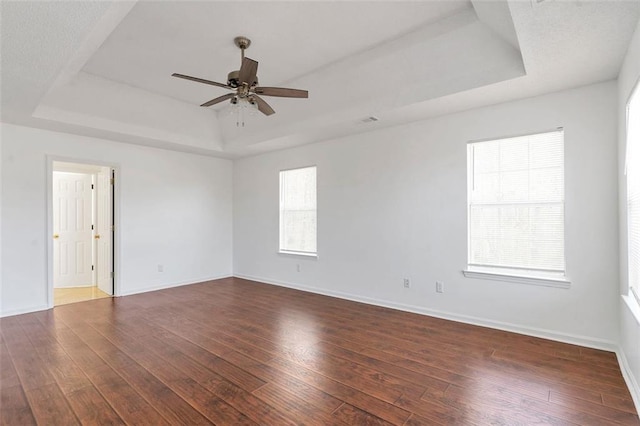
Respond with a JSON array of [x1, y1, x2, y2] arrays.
[[51, 161, 115, 306]]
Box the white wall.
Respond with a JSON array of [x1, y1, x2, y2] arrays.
[[1, 123, 233, 316], [618, 18, 640, 412], [234, 81, 620, 348]]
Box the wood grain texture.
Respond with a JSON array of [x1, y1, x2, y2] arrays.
[[1, 277, 638, 425]]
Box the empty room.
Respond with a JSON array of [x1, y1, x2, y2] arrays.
[[1, 1, 640, 424]]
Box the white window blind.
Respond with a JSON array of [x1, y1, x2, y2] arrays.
[[467, 130, 565, 278], [627, 83, 640, 303], [279, 166, 317, 255]]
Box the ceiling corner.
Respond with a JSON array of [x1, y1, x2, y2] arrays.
[[471, 0, 521, 51]]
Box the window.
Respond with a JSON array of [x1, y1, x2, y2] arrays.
[[626, 82, 640, 303], [465, 130, 566, 283], [279, 166, 317, 256]]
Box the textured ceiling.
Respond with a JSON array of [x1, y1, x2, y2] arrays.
[[1, 1, 639, 158]]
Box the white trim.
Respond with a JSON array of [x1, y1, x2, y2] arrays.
[[0, 304, 49, 318], [625, 76, 640, 309], [118, 274, 233, 297], [617, 346, 640, 416], [279, 164, 317, 173], [279, 165, 318, 256], [0, 275, 233, 318], [462, 269, 571, 288], [467, 130, 567, 277], [624, 73, 640, 174], [53, 284, 95, 289], [46, 155, 121, 306], [278, 250, 318, 258], [467, 127, 564, 145], [623, 294, 640, 326], [233, 273, 615, 351]]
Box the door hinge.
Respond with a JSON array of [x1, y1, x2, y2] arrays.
[[110, 178, 114, 185], [91, 224, 94, 230], [91, 184, 94, 189], [91, 265, 94, 271]]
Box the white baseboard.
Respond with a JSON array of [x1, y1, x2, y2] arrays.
[[118, 274, 233, 297], [0, 275, 233, 317], [234, 273, 618, 352], [617, 347, 640, 415], [0, 304, 49, 318]]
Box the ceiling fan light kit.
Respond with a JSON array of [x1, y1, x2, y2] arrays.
[[172, 36, 308, 127]]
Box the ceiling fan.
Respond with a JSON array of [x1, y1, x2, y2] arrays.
[[171, 36, 308, 117]]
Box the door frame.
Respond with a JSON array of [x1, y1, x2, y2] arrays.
[[46, 156, 121, 308]]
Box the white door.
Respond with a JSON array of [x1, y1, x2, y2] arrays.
[[96, 167, 113, 295], [53, 172, 93, 287]]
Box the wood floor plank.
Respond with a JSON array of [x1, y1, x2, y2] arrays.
[[0, 337, 37, 426], [0, 339, 22, 391], [200, 289, 563, 403], [267, 355, 412, 425], [318, 340, 450, 399], [0, 385, 37, 426], [63, 321, 214, 425], [1, 317, 58, 392], [37, 321, 170, 426], [332, 403, 395, 426], [1, 277, 637, 425], [549, 390, 640, 424], [15, 316, 125, 425], [430, 383, 571, 426], [603, 393, 640, 414], [119, 320, 267, 393], [133, 336, 295, 426], [223, 349, 346, 414], [63, 386, 126, 426], [251, 382, 349, 425], [81, 321, 255, 425], [86, 320, 273, 425], [24, 384, 80, 426], [492, 348, 627, 385]]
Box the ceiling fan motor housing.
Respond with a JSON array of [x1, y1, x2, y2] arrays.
[[227, 70, 258, 88]]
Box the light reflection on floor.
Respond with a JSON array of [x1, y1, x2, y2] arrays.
[[277, 307, 323, 365]]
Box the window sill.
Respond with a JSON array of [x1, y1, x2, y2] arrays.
[[278, 250, 318, 259], [462, 269, 571, 288], [622, 294, 640, 326]]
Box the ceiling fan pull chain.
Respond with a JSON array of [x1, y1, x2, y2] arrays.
[[236, 105, 246, 127]]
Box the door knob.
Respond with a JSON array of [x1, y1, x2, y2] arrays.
[[94, 234, 101, 239], [53, 234, 59, 239]]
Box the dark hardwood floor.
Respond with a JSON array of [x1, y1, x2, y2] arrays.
[[1, 277, 638, 425]]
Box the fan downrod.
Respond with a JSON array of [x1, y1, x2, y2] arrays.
[[228, 36, 254, 88]]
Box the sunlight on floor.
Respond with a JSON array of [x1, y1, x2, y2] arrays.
[[54, 286, 111, 306]]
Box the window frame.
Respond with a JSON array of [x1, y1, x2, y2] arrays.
[[626, 77, 640, 304], [463, 129, 570, 288], [278, 165, 318, 258]]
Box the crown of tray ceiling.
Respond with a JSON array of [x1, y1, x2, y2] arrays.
[[2, 1, 639, 157]]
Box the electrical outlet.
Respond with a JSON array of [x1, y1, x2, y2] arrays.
[[436, 281, 444, 293], [296, 264, 301, 272], [403, 278, 410, 288], [158, 264, 164, 273]]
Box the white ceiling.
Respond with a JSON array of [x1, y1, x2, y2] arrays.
[[83, 1, 471, 106], [2, 1, 639, 158]]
